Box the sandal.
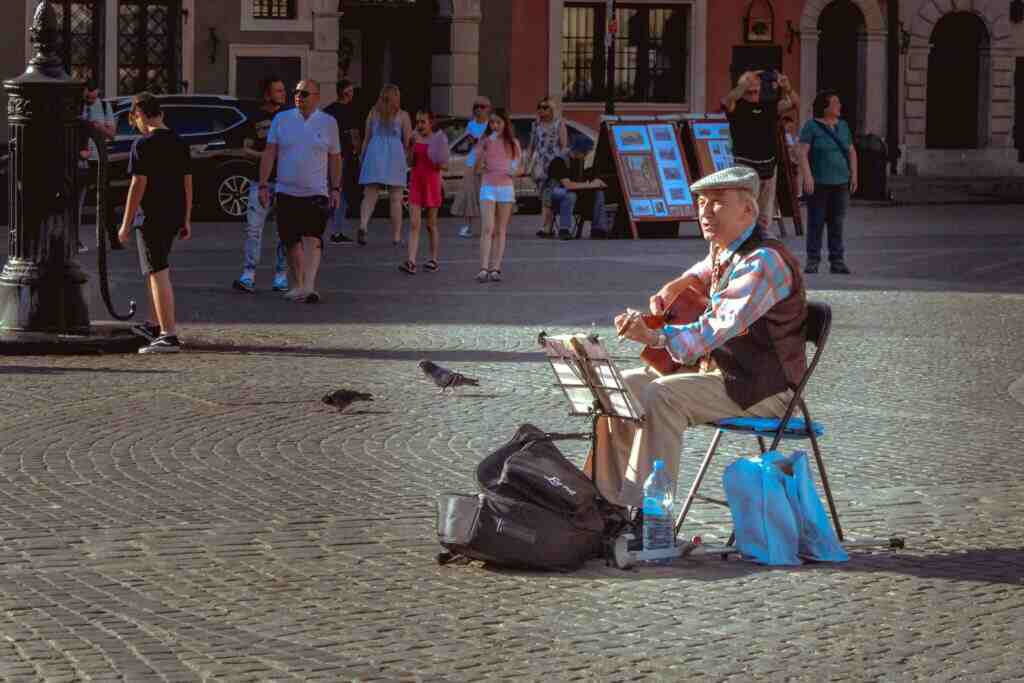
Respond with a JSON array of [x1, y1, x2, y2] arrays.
[[357, 229, 368, 246], [475, 269, 490, 283], [399, 260, 416, 275], [488, 269, 502, 282], [424, 259, 439, 272]]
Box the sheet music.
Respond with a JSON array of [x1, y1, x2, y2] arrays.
[[540, 333, 644, 421]]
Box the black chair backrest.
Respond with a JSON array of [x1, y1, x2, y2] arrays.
[[805, 301, 832, 349]]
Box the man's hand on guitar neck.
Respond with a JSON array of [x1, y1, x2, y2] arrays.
[[650, 275, 709, 315]]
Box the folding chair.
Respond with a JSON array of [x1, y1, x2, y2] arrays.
[[673, 301, 843, 543], [573, 202, 619, 239]]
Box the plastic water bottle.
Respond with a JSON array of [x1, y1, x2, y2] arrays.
[[642, 460, 675, 563]]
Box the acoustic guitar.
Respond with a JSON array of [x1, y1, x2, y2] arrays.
[[638, 287, 708, 376]]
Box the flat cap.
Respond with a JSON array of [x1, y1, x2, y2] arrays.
[[690, 165, 760, 197]]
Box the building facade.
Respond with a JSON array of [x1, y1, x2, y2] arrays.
[[3, 0, 1023, 178], [481, 0, 1024, 178]]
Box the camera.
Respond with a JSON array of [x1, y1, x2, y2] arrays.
[[759, 69, 779, 101]]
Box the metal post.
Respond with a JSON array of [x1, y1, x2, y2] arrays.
[[0, 1, 141, 353], [604, 0, 616, 115]]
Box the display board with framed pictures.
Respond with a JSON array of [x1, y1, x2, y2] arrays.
[[595, 120, 697, 236]]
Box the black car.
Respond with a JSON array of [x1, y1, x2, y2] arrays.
[[103, 94, 266, 221]]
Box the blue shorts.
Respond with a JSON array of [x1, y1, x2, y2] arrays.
[[479, 184, 515, 204]]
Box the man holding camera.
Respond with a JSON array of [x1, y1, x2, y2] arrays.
[[722, 70, 799, 239]]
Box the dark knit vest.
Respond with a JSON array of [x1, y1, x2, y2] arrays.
[[710, 230, 808, 410]]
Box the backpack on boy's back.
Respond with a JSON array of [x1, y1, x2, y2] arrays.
[[436, 423, 629, 571]]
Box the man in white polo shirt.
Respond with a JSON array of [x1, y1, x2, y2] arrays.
[[258, 79, 341, 304]]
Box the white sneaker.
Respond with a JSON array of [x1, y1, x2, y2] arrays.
[[283, 288, 309, 300], [457, 225, 472, 238]]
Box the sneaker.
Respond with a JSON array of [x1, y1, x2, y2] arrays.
[[302, 291, 321, 304], [138, 334, 181, 354], [458, 225, 473, 239], [232, 274, 255, 293], [830, 262, 851, 274], [283, 288, 308, 300], [130, 321, 161, 341], [804, 261, 819, 274], [77, 242, 89, 254], [536, 229, 554, 239], [329, 232, 353, 245], [558, 229, 571, 241], [271, 273, 289, 291], [488, 269, 502, 282]]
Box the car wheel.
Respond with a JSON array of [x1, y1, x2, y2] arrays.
[[215, 172, 251, 221]]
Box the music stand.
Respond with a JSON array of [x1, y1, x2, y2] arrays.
[[537, 332, 644, 494]]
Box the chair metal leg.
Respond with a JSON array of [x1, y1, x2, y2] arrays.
[[674, 429, 723, 539], [801, 400, 844, 542]]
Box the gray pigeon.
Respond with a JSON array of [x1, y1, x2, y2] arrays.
[[418, 360, 479, 393], [321, 389, 373, 412]]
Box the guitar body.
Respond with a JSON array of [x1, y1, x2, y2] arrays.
[[639, 289, 708, 376]]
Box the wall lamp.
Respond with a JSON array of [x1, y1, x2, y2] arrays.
[[1011, 0, 1024, 24], [899, 22, 911, 54], [208, 27, 220, 65], [785, 20, 799, 54]]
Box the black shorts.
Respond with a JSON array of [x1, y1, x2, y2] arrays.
[[276, 193, 330, 246], [136, 222, 178, 275]]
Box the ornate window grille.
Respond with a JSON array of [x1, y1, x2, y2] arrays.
[[562, 3, 690, 104], [117, 0, 182, 95], [253, 0, 297, 19], [51, 0, 104, 86]]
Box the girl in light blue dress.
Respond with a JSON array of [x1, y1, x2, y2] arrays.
[[358, 84, 412, 246]]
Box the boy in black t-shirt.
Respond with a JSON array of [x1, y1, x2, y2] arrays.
[[546, 137, 607, 240], [117, 92, 193, 354]]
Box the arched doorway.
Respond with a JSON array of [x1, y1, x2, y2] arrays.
[[817, 0, 865, 135], [926, 12, 989, 149]]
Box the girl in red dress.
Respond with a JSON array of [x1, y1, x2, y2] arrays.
[[401, 109, 447, 274]]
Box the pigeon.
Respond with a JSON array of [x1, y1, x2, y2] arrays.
[[321, 389, 373, 412], [418, 360, 479, 393]]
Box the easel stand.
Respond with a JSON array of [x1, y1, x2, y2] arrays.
[[538, 332, 735, 569]]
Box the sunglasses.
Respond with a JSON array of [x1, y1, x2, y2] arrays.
[[295, 90, 316, 99], [537, 104, 551, 110], [473, 103, 489, 110]]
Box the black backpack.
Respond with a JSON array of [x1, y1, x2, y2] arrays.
[[436, 423, 629, 571]]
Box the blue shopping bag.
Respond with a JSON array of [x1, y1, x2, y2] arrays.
[[782, 451, 848, 563], [722, 452, 801, 566]]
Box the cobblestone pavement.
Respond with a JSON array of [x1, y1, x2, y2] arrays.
[[1, 205, 1023, 681]]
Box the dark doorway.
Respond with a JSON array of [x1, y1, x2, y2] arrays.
[[926, 12, 989, 149], [1015, 58, 1023, 162], [235, 58, 302, 101], [818, 0, 865, 135]]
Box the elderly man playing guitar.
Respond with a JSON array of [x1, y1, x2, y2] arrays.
[[586, 166, 809, 510]]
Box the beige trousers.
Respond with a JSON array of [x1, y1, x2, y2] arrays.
[[584, 366, 791, 507], [757, 170, 780, 239]]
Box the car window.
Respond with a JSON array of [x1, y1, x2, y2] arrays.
[[438, 118, 468, 144], [513, 119, 532, 150], [114, 109, 136, 137], [452, 134, 476, 156], [163, 107, 244, 136]]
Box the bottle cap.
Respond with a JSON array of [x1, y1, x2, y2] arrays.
[[652, 460, 664, 470]]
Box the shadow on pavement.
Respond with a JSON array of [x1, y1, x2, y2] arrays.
[[513, 547, 1024, 586], [188, 342, 547, 364], [0, 365, 171, 375]]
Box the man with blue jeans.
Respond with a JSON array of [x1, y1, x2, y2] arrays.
[[233, 76, 289, 293], [547, 137, 608, 240]]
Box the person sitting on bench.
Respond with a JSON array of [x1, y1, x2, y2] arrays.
[[548, 137, 608, 240], [585, 166, 808, 509]]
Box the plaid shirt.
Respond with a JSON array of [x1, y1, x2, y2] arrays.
[[663, 224, 794, 364]]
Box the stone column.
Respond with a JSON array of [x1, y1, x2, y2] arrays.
[[989, 48, 1015, 149], [799, 29, 820, 124], [902, 44, 928, 152], [431, 0, 481, 117], [863, 29, 887, 137], [310, 0, 340, 105]]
